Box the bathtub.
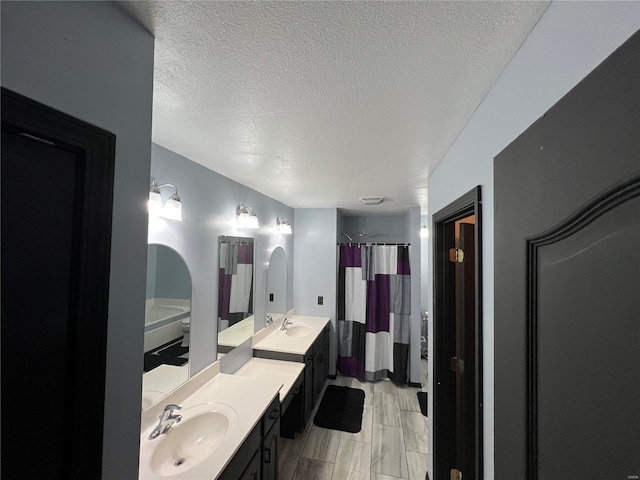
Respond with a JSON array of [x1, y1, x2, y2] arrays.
[[144, 299, 191, 353]]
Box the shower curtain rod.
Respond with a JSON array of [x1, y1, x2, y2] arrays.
[[337, 242, 411, 246]]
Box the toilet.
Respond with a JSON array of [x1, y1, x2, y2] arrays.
[[180, 317, 190, 347]]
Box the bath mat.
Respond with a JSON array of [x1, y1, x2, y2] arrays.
[[313, 386, 365, 433], [417, 392, 427, 416]]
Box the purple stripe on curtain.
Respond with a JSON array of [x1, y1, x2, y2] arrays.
[[340, 245, 362, 267], [237, 244, 254, 264], [218, 268, 232, 320], [366, 274, 390, 333], [397, 246, 410, 275], [337, 356, 364, 380]]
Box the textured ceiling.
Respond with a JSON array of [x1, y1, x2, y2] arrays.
[[120, 1, 549, 214]]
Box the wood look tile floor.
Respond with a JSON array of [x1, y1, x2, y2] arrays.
[[279, 359, 428, 480]]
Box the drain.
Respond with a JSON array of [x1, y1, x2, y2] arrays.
[[174, 458, 186, 467]]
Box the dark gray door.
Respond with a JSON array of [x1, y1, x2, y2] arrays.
[[494, 31, 640, 479]]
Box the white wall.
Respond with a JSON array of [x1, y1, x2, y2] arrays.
[[1, 2, 154, 477], [426, 2, 640, 478], [294, 208, 338, 374], [149, 143, 294, 374]]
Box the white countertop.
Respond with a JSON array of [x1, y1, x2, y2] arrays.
[[217, 315, 254, 348], [253, 315, 330, 355], [234, 358, 305, 401], [139, 373, 281, 480], [141, 365, 189, 410]]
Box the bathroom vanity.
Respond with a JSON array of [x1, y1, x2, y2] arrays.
[[139, 315, 331, 479], [253, 315, 330, 433]]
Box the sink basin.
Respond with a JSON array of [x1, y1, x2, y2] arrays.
[[283, 324, 314, 338], [148, 403, 237, 477], [142, 390, 165, 410]]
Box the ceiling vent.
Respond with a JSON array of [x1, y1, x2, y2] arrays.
[[358, 196, 384, 206]]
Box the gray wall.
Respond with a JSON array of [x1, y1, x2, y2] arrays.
[[149, 143, 294, 374], [0, 2, 154, 478], [294, 208, 338, 375], [405, 207, 422, 385], [153, 245, 191, 300], [426, 3, 640, 478]]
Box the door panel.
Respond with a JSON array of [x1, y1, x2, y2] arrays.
[[494, 31, 640, 479], [534, 188, 640, 479]]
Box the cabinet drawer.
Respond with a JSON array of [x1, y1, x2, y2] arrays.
[[281, 371, 303, 415], [262, 396, 280, 436]]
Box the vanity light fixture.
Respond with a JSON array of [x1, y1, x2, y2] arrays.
[[276, 217, 292, 234], [236, 204, 260, 229], [149, 178, 183, 221]]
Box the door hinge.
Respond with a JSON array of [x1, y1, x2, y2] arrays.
[[448, 248, 464, 263]]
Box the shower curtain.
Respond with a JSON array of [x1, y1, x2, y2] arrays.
[[337, 244, 411, 384]]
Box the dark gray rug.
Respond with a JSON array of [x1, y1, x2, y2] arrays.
[[313, 386, 365, 433]]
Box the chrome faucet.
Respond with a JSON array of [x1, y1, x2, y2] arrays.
[[149, 404, 182, 440], [266, 315, 273, 325], [280, 317, 293, 331]]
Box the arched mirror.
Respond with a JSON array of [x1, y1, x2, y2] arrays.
[[142, 244, 191, 410], [217, 236, 255, 354], [266, 246, 288, 325]]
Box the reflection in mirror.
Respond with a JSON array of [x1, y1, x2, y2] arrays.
[[217, 236, 254, 354], [142, 245, 191, 410], [266, 246, 288, 328]]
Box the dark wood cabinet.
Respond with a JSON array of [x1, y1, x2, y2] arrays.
[[219, 395, 280, 480], [237, 451, 261, 480], [262, 417, 280, 480], [254, 322, 331, 433]]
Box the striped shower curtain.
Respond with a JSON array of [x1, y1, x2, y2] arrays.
[[337, 244, 411, 384]]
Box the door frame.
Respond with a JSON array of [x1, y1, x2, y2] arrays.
[[1, 87, 115, 478], [432, 186, 483, 479]]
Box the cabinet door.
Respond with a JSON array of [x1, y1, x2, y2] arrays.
[[303, 360, 313, 427], [238, 450, 261, 480], [312, 347, 326, 404], [262, 418, 280, 480]]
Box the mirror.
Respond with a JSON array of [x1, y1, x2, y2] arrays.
[[266, 246, 288, 326], [142, 245, 191, 409], [217, 236, 255, 354]]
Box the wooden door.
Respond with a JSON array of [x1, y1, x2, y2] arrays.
[[455, 221, 477, 480], [433, 188, 483, 480], [494, 31, 640, 479]]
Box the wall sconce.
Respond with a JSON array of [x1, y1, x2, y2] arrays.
[[149, 178, 182, 221], [420, 223, 429, 238], [236, 204, 260, 229], [276, 217, 292, 234]]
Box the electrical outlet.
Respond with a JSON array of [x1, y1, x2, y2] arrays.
[[317, 296, 323, 305]]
